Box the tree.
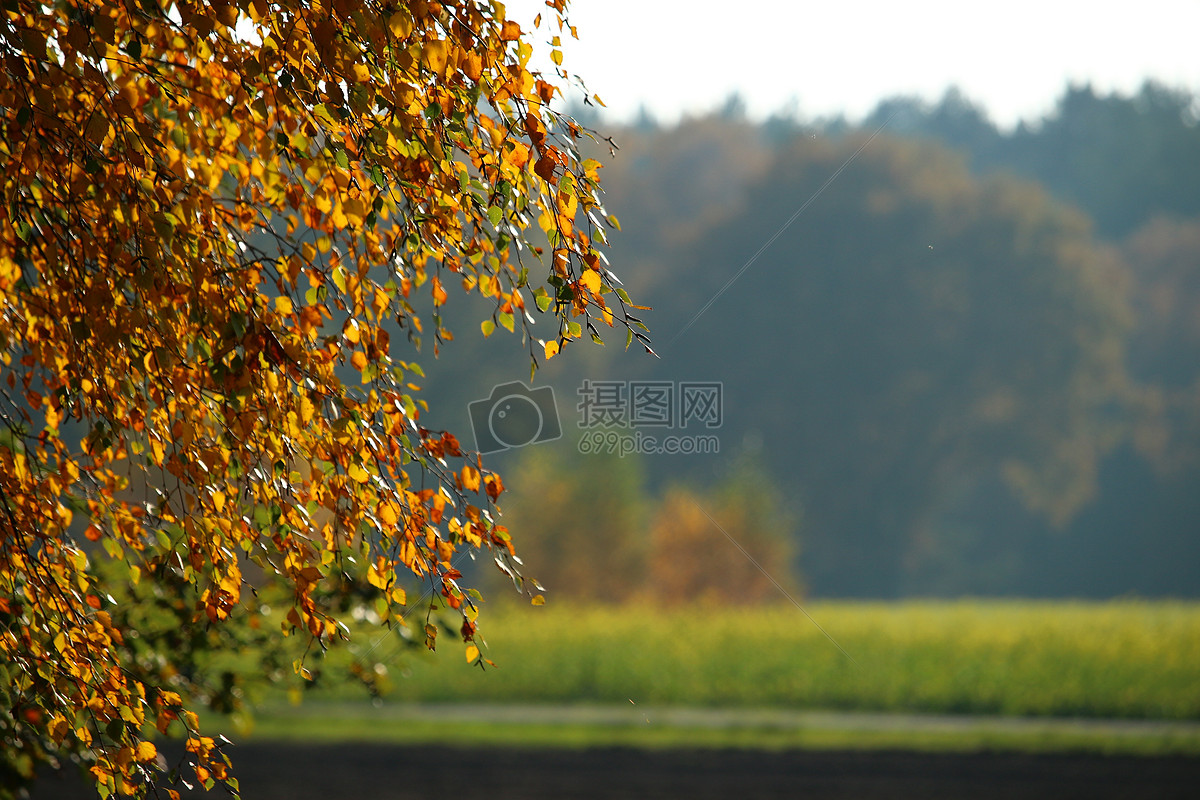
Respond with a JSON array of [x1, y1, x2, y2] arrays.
[[640, 132, 1132, 596], [487, 438, 648, 603], [648, 457, 800, 606], [0, 0, 642, 795], [867, 83, 1200, 240]]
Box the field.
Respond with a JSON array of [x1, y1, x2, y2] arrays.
[[311, 600, 1200, 720], [32, 602, 1200, 798]]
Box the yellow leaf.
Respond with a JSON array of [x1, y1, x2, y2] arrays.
[[544, 340, 559, 360], [531, 594, 545, 605], [460, 465, 480, 492], [580, 269, 601, 294], [388, 11, 413, 38], [421, 41, 448, 74], [348, 463, 369, 483], [465, 644, 480, 663], [351, 351, 368, 371], [463, 51, 482, 81], [135, 741, 158, 763], [377, 500, 399, 527], [367, 561, 389, 589], [48, 715, 71, 743]]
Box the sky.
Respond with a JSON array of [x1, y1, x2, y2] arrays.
[[504, 0, 1200, 129]]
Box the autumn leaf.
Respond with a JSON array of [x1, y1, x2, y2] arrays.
[[580, 269, 601, 294]]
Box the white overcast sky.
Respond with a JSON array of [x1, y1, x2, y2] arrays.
[[504, 0, 1200, 128]]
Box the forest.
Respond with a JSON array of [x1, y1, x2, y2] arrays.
[[422, 81, 1200, 601]]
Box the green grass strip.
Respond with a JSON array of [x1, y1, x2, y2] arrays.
[[231, 702, 1200, 757]]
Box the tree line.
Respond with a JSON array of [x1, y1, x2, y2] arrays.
[[425, 81, 1200, 600]]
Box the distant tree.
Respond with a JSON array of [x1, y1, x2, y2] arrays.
[[868, 82, 1200, 237], [489, 440, 648, 603], [649, 457, 799, 606], [869, 82, 1200, 239], [651, 133, 1132, 596], [863, 87, 1001, 159], [996, 83, 1200, 237], [1121, 216, 1200, 471], [0, 0, 640, 795]]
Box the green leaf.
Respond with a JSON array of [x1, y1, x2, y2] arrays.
[[332, 266, 348, 293], [105, 719, 125, 741], [498, 311, 514, 332], [480, 319, 495, 337], [487, 206, 503, 227], [534, 287, 552, 312], [625, 328, 633, 350], [335, 149, 350, 170], [102, 538, 123, 559]]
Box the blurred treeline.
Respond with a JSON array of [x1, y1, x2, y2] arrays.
[[422, 81, 1200, 601]]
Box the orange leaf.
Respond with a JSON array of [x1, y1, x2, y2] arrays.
[[534, 155, 557, 181], [460, 464, 481, 492]]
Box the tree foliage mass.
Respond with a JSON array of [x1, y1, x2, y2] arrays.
[[1, 0, 638, 795]]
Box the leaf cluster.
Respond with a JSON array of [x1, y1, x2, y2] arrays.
[[0, 0, 638, 795]]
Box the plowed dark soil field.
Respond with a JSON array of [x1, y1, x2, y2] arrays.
[[31, 743, 1200, 800]]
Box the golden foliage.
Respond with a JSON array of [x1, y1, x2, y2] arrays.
[[648, 484, 799, 607], [0, 0, 639, 795]]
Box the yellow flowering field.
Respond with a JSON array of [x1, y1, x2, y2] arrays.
[[377, 601, 1200, 719]]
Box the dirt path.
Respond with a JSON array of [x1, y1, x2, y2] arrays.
[[329, 701, 1200, 738], [32, 742, 1200, 799]]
